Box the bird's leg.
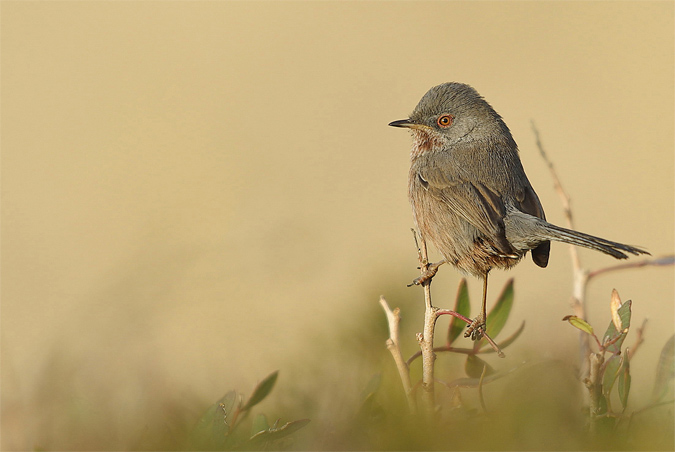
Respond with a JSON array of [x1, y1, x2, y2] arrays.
[[465, 272, 489, 340], [408, 259, 446, 287]]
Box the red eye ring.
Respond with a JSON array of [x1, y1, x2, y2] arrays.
[[437, 114, 454, 128]]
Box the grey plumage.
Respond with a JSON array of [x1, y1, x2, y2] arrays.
[[390, 82, 648, 340]]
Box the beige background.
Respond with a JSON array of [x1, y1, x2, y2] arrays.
[[2, 1, 674, 448]]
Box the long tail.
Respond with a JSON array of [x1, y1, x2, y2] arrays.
[[504, 208, 649, 259], [540, 222, 648, 259]]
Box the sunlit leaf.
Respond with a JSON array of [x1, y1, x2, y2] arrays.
[[619, 352, 631, 411], [242, 371, 278, 411], [485, 278, 514, 339], [610, 289, 623, 332], [562, 315, 594, 336], [447, 278, 471, 345], [465, 354, 495, 379], [652, 334, 675, 402], [603, 300, 632, 354]]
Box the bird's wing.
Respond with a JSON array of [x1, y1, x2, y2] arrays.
[[514, 183, 550, 267], [418, 165, 516, 256]]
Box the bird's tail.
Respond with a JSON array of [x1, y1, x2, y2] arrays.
[[539, 222, 648, 259]]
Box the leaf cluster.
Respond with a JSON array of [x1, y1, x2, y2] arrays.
[[563, 290, 674, 430], [188, 371, 309, 450]]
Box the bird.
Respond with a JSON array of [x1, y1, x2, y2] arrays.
[[389, 82, 648, 341]]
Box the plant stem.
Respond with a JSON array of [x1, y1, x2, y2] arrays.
[[586, 351, 605, 433], [419, 241, 438, 414], [379, 296, 416, 414]]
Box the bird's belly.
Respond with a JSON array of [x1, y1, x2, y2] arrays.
[[409, 181, 521, 276]]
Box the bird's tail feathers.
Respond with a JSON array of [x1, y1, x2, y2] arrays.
[[541, 222, 648, 259]]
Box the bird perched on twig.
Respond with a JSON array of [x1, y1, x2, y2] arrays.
[[390, 82, 648, 341]]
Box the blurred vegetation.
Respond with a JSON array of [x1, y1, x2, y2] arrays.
[[4, 275, 674, 450]]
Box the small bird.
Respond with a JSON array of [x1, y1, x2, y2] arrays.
[[390, 82, 648, 341]]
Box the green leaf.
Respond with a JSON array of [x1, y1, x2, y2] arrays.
[[484, 279, 514, 339], [360, 373, 381, 401], [562, 315, 594, 336], [242, 371, 278, 411], [602, 354, 622, 402], [447, 278, 471, 345], [597, 393, 608, 416], [652, 334, 675, 402], [479, 321, 525, 354], [248, 419, 311, 445], [250, 413, 269, 437], [465, 354, 495, 379], [619, 354, 631, 411], [603, 299, 632, 354], [189, 391, 238, 449]]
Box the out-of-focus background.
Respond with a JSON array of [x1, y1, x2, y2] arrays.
[[2, 2, 673, 450]]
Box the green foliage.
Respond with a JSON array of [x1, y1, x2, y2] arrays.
[[652, 334, 675, 402], [561, 291, 675, 433], [464, 354, 495, 379], [447, 278, 470, 344], [484, 278, 514, 340], [241, 370, 278, 411], [603, 299, 632, 354], [563, 315, 595, 335], [188, 371, 309, 451]]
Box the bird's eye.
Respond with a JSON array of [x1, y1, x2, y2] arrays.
[[437, 114, 454, 128]]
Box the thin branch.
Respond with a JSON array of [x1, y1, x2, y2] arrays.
[[379, 296, 416, 413], [436, 309, 472, 324], [532, 122, 590, 374], [411, 228, 439, 415], [588, 255, 675, 281], [627, 318, 647, 362]]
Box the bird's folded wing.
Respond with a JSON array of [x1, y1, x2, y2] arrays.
[[418, 166, 515, 256]]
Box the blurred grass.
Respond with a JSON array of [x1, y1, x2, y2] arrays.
[[3, 276, 673, 451]]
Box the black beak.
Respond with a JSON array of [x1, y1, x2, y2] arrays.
[[388, 119, 414, 128]]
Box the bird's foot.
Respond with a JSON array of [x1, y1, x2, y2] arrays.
[[408, 260, 445, 287], [464, 314, 486, 341]]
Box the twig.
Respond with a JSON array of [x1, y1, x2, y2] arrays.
[[627, 318, 647, 362], [588, 256, 675, 281], [436, 309, 472, 324], [411, 229, 439, 415], [532, 122, 590, 373], [379, 296, 416, 413]]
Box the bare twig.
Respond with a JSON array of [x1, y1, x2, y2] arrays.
[[379, 296, 416, 413], [588, 256, 675, 281], [436, 309, 472, 324], [411, 229, 439, 415], [627, 318, 647, 362], [532, 122, 590, 371]]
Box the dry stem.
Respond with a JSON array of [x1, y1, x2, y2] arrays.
[[532, 122, 591, 368], [379, 296, 416, 413], [411, 229, 439, 414]]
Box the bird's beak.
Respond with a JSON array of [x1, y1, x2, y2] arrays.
[[388, 119, 414, 128], [388, 119, 429, 130]]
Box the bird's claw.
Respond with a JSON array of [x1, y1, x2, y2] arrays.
[[408, 260, 444, 287], [464, 315, 486, 341]]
